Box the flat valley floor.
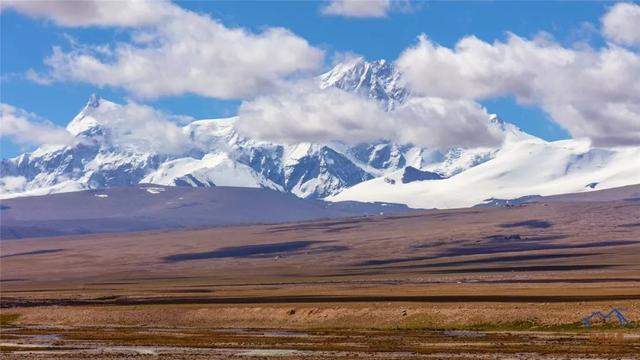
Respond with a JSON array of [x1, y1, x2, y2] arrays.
[[2, 196, 640, 359]]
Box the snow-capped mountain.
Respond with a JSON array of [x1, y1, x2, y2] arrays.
[[2, 59, 638, 207], [319, 57, 409, 110], [0, 98, 376, 199], [0, 59, 453, 200], [329, 138, 640, 208]]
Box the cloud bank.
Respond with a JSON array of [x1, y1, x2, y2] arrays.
[[320, 0, 414, 18], [235, 82, 504, 149], [602, 2, 640, 47], [84, 101, 195, 154], [0, 100, 194, 155], [321, 0, 391, 18], [14, 1, 324, 99], [0, 103, 74, 147], [396, 32, 640, 146], [1, 0, 172, 27]]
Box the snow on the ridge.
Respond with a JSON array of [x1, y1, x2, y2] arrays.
[[318, 57, 365, 89], [426, 147, 497, 177], [141, 152, 281, 190], [30, 144, 69, 158], [318, 58, 408, 110], [144, 187, 165, 194], [328, 138, 640, 209], [183, 117, 238, 148], [0, 180, 87, 200], [403, 147, 435, 169], [65, 94, 121, 135], [283, 143, 316, 164], [186, 117, 237, 134]]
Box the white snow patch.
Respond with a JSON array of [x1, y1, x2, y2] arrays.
[[144, 187, 165, 194]]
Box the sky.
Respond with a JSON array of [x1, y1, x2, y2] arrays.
[[1, 0, 639, 158]]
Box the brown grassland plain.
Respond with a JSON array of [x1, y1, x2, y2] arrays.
[[1, 195, 640, 358]]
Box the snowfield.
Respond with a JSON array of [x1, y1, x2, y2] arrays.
[[329, 137, 640, 209]]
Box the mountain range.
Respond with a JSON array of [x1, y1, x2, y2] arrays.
[[2, 58, 639, 208]]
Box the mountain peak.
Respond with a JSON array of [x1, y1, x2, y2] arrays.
[[86, 93, 101, 109], [319, 58, 409, 110], [66, 93, 118, 136]]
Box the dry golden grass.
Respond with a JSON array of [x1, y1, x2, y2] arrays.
[[7, 300, 640, 330]]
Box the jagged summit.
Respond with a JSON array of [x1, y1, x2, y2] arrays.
[[86, 93, 101, 109], [486, 114, 536, 143], [66, 93, 119, 136], [319, 58, 409, 110]]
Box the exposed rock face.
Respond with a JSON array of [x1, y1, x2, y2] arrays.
[[401, 167, 444, 184]]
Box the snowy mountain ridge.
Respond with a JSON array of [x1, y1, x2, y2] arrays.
[[329, 138, 640, 209], [2, 59, 638, 207]]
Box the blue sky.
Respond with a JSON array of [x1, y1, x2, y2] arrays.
[[0, 1, 631, 158]]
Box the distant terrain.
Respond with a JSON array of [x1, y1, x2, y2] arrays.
[[0, 185, 409, 239]]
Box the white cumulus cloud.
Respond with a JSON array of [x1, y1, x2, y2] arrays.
[[1, 0, 172, 27], [0, 100, 195, 155], [396, 33, 640, 146], [393, 97, 505, 149], [87, 101, 195, 154], [321, 0, 392, 18], [235, 82, 504, 149], [0, 103, 74, 147], [18, 1, 324, 99], [602, 2, 640, 47]]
